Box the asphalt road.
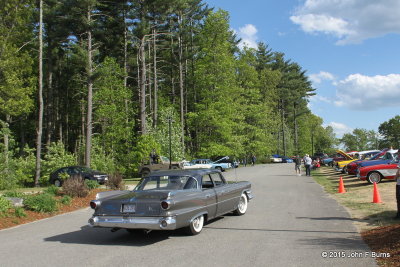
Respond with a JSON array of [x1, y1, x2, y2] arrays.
[[0, 164, 377, 267]]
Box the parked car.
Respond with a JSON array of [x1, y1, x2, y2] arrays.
[[49, 166, 108, 187], [88, 169, 253, 235], [138, 156, 183, 177], [337, 150, 381, 173], [270, 154, 283, 163], [357, 160, 398, 184], [280, 156, 293, 163], [346, 149, 389, 175], [211, 156, 239, 168], [181, 160, 212, 170], [334, 150, 356, 173], [190, 157, 232, 171]]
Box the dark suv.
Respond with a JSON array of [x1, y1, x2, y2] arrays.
[[49, 166, 109, 187]]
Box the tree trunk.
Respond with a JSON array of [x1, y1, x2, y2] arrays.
[[139, 36, 147, 134], [34, 0, 44, 187], [85, 7, 93, 167], [153, 28, 158, 128]]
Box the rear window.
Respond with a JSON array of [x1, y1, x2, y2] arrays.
[[135, 176, 198, 191]]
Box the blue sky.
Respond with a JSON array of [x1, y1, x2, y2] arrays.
[[204, 0, 400, 137]]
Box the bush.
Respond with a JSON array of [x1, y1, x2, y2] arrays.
[[62, 176, 89, 198], [0, 196, 12, 215], [2, 190, 24, 198], [41, 141, 76, 185], [59, 195, 72, 205], [85, 180, 100, 190], [23, 193, 58, 213], [106, 173, 125, 190], [43, 185, 60, 196], [14, 207, 27, 217]]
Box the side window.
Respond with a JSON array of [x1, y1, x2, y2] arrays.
[[184, 177, 198, 189], [202, 175, 214, 189], [210, 172, 224, 187]]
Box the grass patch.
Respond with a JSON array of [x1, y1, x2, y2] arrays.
[[313, 166, 398, 230]]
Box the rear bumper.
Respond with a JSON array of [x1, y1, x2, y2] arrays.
[[88, 215, 177, 230]]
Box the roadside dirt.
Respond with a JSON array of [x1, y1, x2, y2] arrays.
[[0, 189, 101, 230]]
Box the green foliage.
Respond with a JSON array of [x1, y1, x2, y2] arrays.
[[89, 137, 118, 175], [340, 128, 378, 151], [378, 115, 400, 149], [43, 185, 60, 196], [84, 179, 100, 190], [132, 134, 161, 171], [41, 141, 76, 185], [59, 195, 72, 205], [23, 194, 58, 213], [14, 207, 27, 218], [0, 196, 12, 215], [62, 177, 89, 198], [2, 190, 24, 198], [150, 107, 184, 160]]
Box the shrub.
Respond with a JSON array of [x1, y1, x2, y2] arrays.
[[2, 190, 24, 198], [41, 141, 76, 185], [0, 196, 12, 215], [14, 207, 27, 217], [62, 176, 89, 198], [85, 180, 100, 190], [106, 173, 125, 190], [43, 185, 60, 196], [23, 193, 58, 213], [59, 195, 72, 205]]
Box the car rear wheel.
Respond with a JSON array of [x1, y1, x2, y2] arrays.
[[185, 215, 204, 235], [367, 172, 382, 184], [234, 193, 248, 215], [54, 179, 62, 187]]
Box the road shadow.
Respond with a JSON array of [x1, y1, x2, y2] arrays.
[[297, 236, 367, 250], [44, 225, 190, 246]]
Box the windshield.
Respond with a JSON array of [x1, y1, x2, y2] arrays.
[[134, 175, 198, 191]]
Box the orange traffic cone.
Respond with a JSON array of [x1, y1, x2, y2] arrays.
[[372, 182, 383, 203], [338, 176, 346, 193]]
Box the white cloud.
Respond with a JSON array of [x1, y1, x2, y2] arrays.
[[238, 24, 258, 49], [327, 122, 353, 137], [309, 71, 335, 84], [290, 0, 400, 44], [334, 73, 400, 110]]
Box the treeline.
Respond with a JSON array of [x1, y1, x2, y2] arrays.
[[340, 115, 400, 151], [0, 0, 337, 188]]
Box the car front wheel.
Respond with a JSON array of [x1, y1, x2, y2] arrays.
[[367, 172, 382, 184], [186, 215, 204, 235], [234, 193, 248, 215]]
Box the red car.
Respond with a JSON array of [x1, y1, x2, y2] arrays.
[[357, 162, 398, 184], [346, 149, 388, 175]]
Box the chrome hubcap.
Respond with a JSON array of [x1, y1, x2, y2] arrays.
[[192, 216, 203, 232]]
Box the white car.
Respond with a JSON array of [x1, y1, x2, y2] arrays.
[[181, 160, 212, 170]]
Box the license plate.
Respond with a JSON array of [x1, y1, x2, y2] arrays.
[[122, 204, 136, 213]]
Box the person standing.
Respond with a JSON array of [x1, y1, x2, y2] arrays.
[[251, 154, 256, 166], [395, 154, 400, 219], [303, 154, 312, 176], [294, 155, 302, 176]]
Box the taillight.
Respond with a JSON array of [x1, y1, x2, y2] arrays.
[[161, 201, 169, 210], [90, 201, 98, 209]]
